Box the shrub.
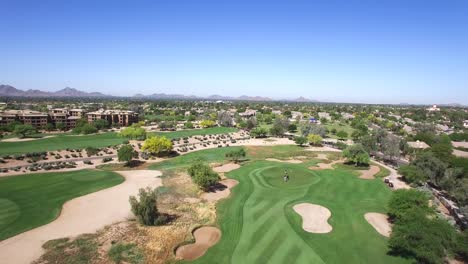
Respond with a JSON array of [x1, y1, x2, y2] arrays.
[[108, 242, 144, 264], [102, 157, 113, 163], [86, 147, 100, 157], [141, 136, 173, 156], [129, 187, 161, 226], [225, 148, 246, 163], [118, 145, 137, 165], [187, 160, 220, 190]]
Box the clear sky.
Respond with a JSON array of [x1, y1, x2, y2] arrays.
[[1, 0, 467, 104]]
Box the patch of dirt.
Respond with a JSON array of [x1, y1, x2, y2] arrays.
[[316, 153, 328, 160], [175, 226, 221, 261], [293, 203, 332, 233], [364, 213, 392, 237], [265, 158, 303, 164], [201, 179, 239, 202], [309, 159, 343, 170], [212, 163, 240, 173], [359, 165, 380, 179]]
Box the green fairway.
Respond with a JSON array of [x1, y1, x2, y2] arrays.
[[191, 160, 410, 264], [0, 127, 238, 156], [147, 127, 238, 139], [0, 132, 124, 155], [0, 169, 124, 240]]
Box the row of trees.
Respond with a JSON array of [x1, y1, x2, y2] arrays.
[[387, 189, 467, 263]]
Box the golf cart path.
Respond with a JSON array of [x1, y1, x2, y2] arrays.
[[0, 170, 162, 264], [371, 161, 410, 189]]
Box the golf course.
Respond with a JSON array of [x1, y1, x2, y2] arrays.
[[0, 169, 123, 240], [187, 154, 410, 263]]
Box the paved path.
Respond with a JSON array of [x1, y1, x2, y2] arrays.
[[372, 160, 410, 190], [0, 170, 162, 264]]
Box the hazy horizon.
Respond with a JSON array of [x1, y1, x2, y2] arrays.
[[1, 0, 468, 105]]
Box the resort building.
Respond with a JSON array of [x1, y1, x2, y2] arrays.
[[0, 110, 48, 128], [86, 109, 139, 126]]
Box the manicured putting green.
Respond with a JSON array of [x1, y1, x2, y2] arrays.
[[261, 165, 319, 188], [191, 161, 411, 264], [0, 169, 123, 241]]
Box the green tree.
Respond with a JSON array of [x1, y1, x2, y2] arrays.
[[225, 148, 246, 163], [129, 187, 160, 226], [118, 145, 137, 165], [294, 136, 308, 146], [307, 134, 323, 146], [342, 144, 370, 166], [184, 121, 194, 129], [200, 119, 216, 128], [119, 126, 147, 140], [13, 124, 37, 138], [92, 119, 109, 130], [187, 160, 220, 190], [141, 136, 173, 156], [269, 117, 289, 136], [398, 165, 426, 185], [80, 123, 98, 134], [55, 122, 65, 131], [250, 127, 268, 138]]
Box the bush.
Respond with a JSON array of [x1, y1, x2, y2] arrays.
[[225, 148, 246, 163], [86, 147, 100, 157], [102, 157, 113, 163], [294, 136, 308, 146], [108, 242, 144, 264], [129, 187, 160, 226], [187, 160, 220, 190]]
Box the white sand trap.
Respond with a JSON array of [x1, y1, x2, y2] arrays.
[[175, 226, 221, 260], [0, 170, 162, 264], [212, 163, 240, 173], [364, 213, 392, 237], [293, 203, 332, 233], [265, 158, 303, 164], [201, 179, 238, 202], [1, 136, 54, 142], [359, 165, 380, 179]]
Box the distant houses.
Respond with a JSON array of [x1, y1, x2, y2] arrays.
[[426, 104, 440, 112]]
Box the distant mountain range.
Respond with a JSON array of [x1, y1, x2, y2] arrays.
[[0, 85, 108, 98], [0, 84, 318, 102]]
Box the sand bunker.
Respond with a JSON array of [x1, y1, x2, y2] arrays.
[[212, 163, 240, 173], [364, 213, 391, 237], [265, 158, 303, 164], [0, 170, 162, 264], [175, 226, 221, 260], [1, 136, 54, 142], [293, 203, 332, 233], [201, 179, 239, 202], [359, 165, 380, 179]]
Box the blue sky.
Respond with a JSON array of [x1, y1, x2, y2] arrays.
[[1, 0, 467, 104]]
